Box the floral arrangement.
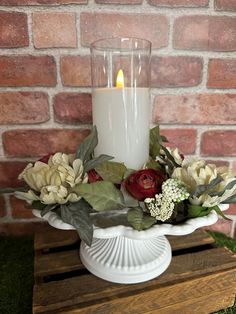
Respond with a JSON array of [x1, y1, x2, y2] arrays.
[[6, 126, 236, 246]]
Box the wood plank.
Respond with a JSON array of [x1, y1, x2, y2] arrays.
[[34, 229, 79, 251], [35, 250, 84, 277], [33, 267, 236, 314], [167, 230, 215, 251], [63, 289, 236, 314], [33, 247, 236, 313]]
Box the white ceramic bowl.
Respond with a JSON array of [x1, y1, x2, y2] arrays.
[[33, 204, 229, 240]]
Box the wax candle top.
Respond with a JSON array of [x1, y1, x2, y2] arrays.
[[116, 69, 124, 88]]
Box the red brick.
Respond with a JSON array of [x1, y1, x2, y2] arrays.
[[96, 0, 141, 3], [0, 161, 28, 188], [80, 12, 168, 49], [153, 94, 236, 125], [204, 218, 232, 236], [161, 128, 196, 154], [0, 55, 56, 87], [149, 0, 208, 7], [201, 130, 236, 157], [0, 196, 6, 217], [0, 92, 49, 124], [53, 93, 92, 124], [0, 221, 49, 236], [151, 56, 202, 87], [215, 0, 236, 11], [173, 16, 236, 51], [225, 204, 236, 215], [10, 196, 34, 218], [208, 59, 236, 89], [60, 55, 91, 87], [32, 12, 77, 48], [0, 11, 28, 48], [0, 0, 87, 4], [3, 129, 90, 157]]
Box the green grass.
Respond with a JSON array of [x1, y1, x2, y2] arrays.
[[0, 232, 235, 314], [0, 236, 34, 314]]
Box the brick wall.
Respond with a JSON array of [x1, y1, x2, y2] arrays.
[[0, 0, 235, 237]]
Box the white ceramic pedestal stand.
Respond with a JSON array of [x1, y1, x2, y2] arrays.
[[33, 204, 228, 284], [80, 233, 171, 284]]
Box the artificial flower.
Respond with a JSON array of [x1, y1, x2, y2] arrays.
[[16, 152, 87, 205], [124, 169, 166, 201]]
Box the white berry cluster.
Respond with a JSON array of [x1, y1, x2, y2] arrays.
[[144, 179, 189, 222], [162, 179, 190, 203]]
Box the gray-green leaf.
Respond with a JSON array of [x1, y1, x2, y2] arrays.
[[76, 126, 98, 162], [95, 161, 127, 184], [127, 207, 156, 231], [75, 181, 125, 211], [84, 154, 114, 173], [150, 125, 161, 159], [60, 203, 93, 246], [192, 176, 223, 198]]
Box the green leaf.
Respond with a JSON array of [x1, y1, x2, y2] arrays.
[[149, 126, 161, 159], [95, 161, 127, 184], [41, 204, 59, 217], [76, 126, 98, 162], [127, 207, 143, 230], [141, 214, 157, 230], [60, 203, 93, 246], [212, 205, 231, 220], [0, 187, 28, 194], [123, 168, 135, 180], [31, 201, 46, 211], [145, 157, 162, 170], [84, 154, 114, 173], [187, 204, 212, 218], [75, 181, 125, 211], [127, 207, 156, 231], [192, 176, 223, 198]]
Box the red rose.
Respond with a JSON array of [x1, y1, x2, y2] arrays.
[[124, 169, 166, 201], [88, 169, 103, 183]]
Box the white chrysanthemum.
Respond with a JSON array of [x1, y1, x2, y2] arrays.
[[157, 147, 183, 166], [16, 152, 87, 205], [172, 160, 236, 207]]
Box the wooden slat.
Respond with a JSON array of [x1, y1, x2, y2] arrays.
[[144, 289, 236, 314], [34, 229, 79, 251], [33, 247, 236, 313], [167, 229, 215, 251], [34, 265, 236, 314], [63, 289, 236, 314], [35, 250, 84, 277]]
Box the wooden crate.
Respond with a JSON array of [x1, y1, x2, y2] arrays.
[[33, 229, 236, 314]]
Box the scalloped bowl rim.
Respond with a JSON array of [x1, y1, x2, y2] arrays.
[[33, 204, 229, 240]]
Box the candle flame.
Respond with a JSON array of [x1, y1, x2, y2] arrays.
[[116, 69, 124, 88]]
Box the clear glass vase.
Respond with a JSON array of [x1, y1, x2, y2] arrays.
[[91, 37, 151, 169]]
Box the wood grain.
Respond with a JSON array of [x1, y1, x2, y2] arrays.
[[33, 247, 236, 313], [34, 250, 83, 277], [34, 229, 79, 251]]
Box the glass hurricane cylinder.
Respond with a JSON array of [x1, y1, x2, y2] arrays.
[[91, 37, 151, 169]]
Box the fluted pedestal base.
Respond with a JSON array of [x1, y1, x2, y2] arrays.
[[80, 235, 171, 284]]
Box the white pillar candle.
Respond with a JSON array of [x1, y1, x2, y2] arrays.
[[93, 87, 150, 169]]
